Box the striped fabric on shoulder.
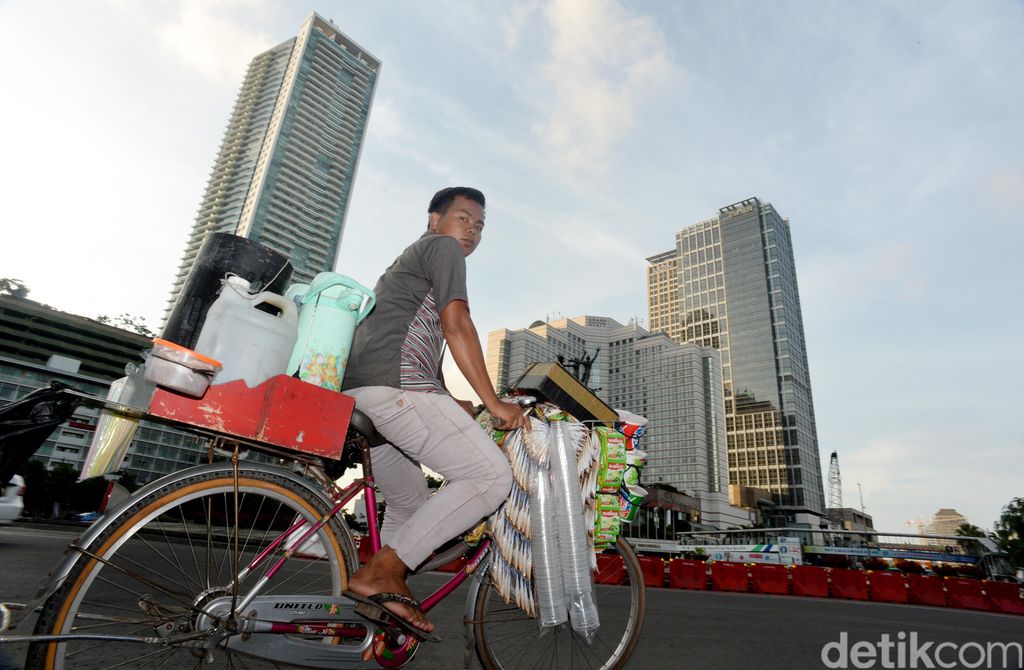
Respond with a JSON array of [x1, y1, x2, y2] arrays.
[[400, 290, 446, 392]]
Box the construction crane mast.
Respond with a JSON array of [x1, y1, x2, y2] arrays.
[[828, 451, 843, 512]]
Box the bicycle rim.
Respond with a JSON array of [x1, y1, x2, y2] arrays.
[[27, 465, 353, 670], [473, 536, 645, 670]]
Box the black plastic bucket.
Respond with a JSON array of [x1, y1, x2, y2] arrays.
[[161, 234, 293, 350]]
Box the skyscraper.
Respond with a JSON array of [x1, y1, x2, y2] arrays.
[[487, 316, 751, 527], [647, 198, 825, 514], [166, 13, 379, 317]]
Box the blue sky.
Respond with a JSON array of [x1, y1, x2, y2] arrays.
[[1, 1, 1021, 534]]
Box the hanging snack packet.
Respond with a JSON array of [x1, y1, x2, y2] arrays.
[[595, 493, 619, 512], [594, 426, 627, 492]]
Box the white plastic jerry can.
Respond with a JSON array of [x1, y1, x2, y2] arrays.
[[285, 272, 376, 391], [194, 276, 299, 388]]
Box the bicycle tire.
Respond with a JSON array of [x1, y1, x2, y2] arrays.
[[473, 536, 646, 670], [27, 463, 356, 669]]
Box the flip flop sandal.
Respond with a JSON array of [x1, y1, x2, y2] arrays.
[[343, 591, 442, 643]]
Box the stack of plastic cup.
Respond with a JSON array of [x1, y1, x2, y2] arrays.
[[550, 420, 600, 642]]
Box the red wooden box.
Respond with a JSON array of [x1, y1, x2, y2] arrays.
[[149, 375, 354, 459]]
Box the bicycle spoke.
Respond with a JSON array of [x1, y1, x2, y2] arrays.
[[266, 556, 334, 594], [474, 538, 644, 670], [99, 537, 200, 596], [64, 618, 175, 660], [238, 491, 269, 564], [68, 615, 169, 630], [104, 643, 186, 669], [147, 517, 206, 593], [175, 502, 207, 593], [89, 568, 220, 622], [28, 466, 352, 669]]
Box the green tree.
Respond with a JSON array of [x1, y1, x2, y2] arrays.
[[116, 470, 140, 493], [48, 463, 79, 518], [993, 497, 1024, 568], [955, 522, 987, 555], [956, 522, 985, 537], [0, 278, 29, 299], [96, 313, 155, 337], [20, 459, 51, 518]]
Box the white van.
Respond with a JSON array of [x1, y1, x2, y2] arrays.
[[0, 475, 25, 525]]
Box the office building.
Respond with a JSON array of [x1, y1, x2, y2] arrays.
[[0, 296, 211, 486], [924, 508, 968, 538], [1, 295, 150, 380], [487, 316, 751, 528], [166, 13, 380, 317], [828, 507, 875, 533], [647, 197, 825, 516]]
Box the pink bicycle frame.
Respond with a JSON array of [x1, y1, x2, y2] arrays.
[[239, 468, 492, 616]]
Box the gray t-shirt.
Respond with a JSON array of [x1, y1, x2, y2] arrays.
[[342, 232, 468, 393]]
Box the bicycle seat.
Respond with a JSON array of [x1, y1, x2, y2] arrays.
[[348, 408, 387, 447]]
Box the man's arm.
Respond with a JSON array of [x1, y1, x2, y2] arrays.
[[440, 300, 530, 431]]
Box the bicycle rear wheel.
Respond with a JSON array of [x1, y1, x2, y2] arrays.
[[27, 463, 356, 669], [472, 536, 645, 670]]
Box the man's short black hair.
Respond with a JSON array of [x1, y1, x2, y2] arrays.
[[428, 187, 485, 215]]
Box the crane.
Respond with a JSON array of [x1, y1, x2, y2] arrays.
[[826, 451, 843, 529]]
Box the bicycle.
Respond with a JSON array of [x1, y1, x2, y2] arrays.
[[2, 394, 646, 669]]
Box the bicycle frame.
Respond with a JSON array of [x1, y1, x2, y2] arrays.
[[228, 454, 493, 619], [1, 435, 494, 652]]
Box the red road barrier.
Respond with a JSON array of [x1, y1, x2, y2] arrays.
[[638, 556, 665, 588], [829, 568, 868, 600], [868, 572, 908, 604], [751, 564, 789, 595], [595, 553, 626, 585], [944, 577, 989, 611], [984, 581, 1024, 615], [907, 574, 946, 607], [668, 559, 707, 590], [791, 565, 829, 598], [711, 561, 749, 592]]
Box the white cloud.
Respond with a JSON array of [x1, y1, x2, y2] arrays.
[[502, 0, 542, 49], [366, 96, 404, 143], [530, 0, 677, 174], [987, 167, 1024, 210], [154, 0, 276, 85], [841, 432, 1019, 534]]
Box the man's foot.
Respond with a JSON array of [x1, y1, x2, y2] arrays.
[[345, 591, 441, 643], [346, 546, 436, 636]]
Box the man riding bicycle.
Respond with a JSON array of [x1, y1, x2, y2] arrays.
[[341, 186, 530, 639]]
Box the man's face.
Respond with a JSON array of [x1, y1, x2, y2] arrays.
[[429, 196, 485, 256]]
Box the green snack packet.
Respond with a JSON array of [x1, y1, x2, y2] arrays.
[[596, 510, 621, 535], [595, 426, 627, 462], [596, 493, 619, 511]]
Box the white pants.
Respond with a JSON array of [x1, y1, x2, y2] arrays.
[[346, 386, 512, 569]]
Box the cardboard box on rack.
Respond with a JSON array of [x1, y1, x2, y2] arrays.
[[509, 362, 617, 425]]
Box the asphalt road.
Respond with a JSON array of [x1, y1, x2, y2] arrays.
[[1, 524, 1021, 669]]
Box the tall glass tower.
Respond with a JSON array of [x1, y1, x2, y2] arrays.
[[647, 198, 825, 513], [165, 13, 379, 317]]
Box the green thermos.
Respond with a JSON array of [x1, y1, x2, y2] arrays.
[[285, 272, 375, 391]]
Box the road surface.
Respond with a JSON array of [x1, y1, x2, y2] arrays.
[[1, 524, 1021, 669]]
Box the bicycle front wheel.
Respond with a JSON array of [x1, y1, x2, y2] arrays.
[[27, 463, 356, 670], [473, 536, 646, 670]]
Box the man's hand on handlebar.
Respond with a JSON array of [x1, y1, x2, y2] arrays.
[[487, 399, 532, 432]]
